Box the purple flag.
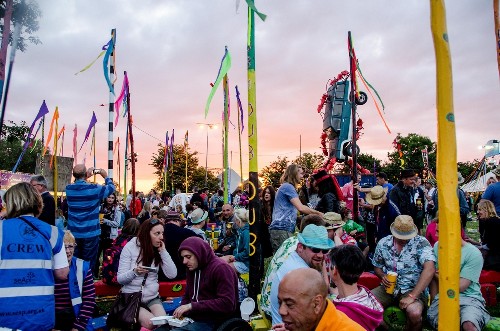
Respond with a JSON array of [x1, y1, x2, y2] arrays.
[[23, 100, 49, 148], [235, 85, 245, 133], [163, 131, 169, 172], [79, 112, 97, 152], [169, 129, 174, 166]]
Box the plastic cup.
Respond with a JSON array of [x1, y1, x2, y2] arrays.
[[385, 271, 398, 294]]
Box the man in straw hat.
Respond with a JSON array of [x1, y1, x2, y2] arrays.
[[268, 224, 334, 325], [482, 165, 500, 215], [364, 185, 400, 252], [371, 215, 435, 330]]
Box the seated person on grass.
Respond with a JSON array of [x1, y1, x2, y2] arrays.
[[427, 226, 490, 331], [329, 245, 383, 331], [371, 215, 435, 330]]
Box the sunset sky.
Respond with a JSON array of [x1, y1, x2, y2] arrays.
[[5, 0, 499, 192]]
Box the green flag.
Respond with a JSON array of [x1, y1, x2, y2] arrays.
[[205, 47, 232, 118]]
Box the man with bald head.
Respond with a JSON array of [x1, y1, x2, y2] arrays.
[[273, 268, 364, 331], [66, 164, 115, 272]]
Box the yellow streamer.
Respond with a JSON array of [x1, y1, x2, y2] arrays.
[[74, 50, 106, 75]]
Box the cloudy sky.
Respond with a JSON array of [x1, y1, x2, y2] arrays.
[[5, 0, 499, 192]]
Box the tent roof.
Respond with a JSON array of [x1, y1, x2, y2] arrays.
[[461, 171, 496, 193]]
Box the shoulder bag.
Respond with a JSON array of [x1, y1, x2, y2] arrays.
[[106, 272, 148, 330]]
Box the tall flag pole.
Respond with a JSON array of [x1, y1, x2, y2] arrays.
[[246, 0, 266, 300], [348, 31, 360, 222], [92, 126, 96, 183], [41, 116, 45, 175], [430, 0, 460, 328], [126, 76, 137, 217], [107, 29, 116, 180], [185, 130, 189, 192], [236, 86, 244, 187], [53, 108, 59, 209], [163, 132, 169, 192], [123, 122, 129, 201], [170, 130, 175, 194], [495, 0, 500, 81], [223, 75, 230, 204]]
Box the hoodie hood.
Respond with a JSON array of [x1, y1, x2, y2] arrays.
[[178, 236, 215, 270], [333, 286, 384, 331]]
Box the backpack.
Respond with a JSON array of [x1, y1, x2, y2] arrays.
[[101, 235, 133, 286]]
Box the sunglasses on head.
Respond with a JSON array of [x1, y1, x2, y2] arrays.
[[306, 246, 330, 254], [150, 218, 160, 225]]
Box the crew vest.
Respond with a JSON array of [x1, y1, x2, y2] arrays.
[[0, 216, 63, 330]]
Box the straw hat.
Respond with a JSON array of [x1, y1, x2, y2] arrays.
[[323, 212, 345, 230], [365, 185, 388, 206], [190, 208, 208, 224], [390, 215, 418, 240], [297, 224, 335, 250]]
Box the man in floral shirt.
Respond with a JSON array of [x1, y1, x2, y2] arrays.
[[371, 215, 435, 330]]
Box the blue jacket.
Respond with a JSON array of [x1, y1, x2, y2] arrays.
[[0, 216, 64, 330], [233, 222, 250, 268], [66, 178, 115, 238]]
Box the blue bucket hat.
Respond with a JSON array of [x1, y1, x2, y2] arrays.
[[297, 224, 335, 250]]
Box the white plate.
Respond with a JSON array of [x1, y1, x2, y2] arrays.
[[150, 315, 173, 325]]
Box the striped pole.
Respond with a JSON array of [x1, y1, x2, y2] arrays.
[[430, 0, 460, 328], [107, 29, 116, 180]]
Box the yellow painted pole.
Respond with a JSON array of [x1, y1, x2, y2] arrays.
[[430, 0, 460, 329]]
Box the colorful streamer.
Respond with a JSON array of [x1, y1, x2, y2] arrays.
[[357, 74, 391, 134], [42, 107, 59, 157], [114, 71, 129, 126], [74, 50, 106, 75], [79, 112, 97, 153], [205, 47, 232, 118], [73, 124, 78, 165], [103, 38, 115, 95], [244, 0, 267, 21], [235, 85, 245, 133]]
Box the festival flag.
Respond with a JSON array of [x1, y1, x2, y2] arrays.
[[205, 47, 232, 118], [73, 124, 78, 165], [79, 112, 97, 153], [12, 101, 50, 172], [163, 132, 169, 172], [184, 130, 188, 147], [244, 0, 267, 21], [169, 129, 175, 166], [114, 71, 129, 127], [103, 37, 116, 95], [57, 125, 65, 156], [42, 107, 59, 157], [235, 85, 245, 133], [74, 49, 106, 75]]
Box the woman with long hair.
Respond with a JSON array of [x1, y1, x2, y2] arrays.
[[137, 201, 153, 224], [268, 164, 324, 253], [95, 192, 122, 277], [117, 218, 177, 329], [221, 208, 250, 274], [260, 185, 275, 259], [477, 199, 500, 271]]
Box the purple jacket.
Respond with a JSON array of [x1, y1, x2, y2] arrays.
[[178, 237, 239, 324]]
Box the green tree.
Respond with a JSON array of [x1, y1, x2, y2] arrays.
[[150, 144, 219, 194], [0, 120, 42, 173], [357, 153, 383, 173], [293, 152, 325, 177], [0, 0, 42, 52], [259, 156, 289, 188], [382, 133, 436, 183]]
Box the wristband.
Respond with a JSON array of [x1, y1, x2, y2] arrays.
[[408, 293, 417, 300]]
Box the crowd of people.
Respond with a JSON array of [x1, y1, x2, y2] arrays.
[[0, 162, 499, 330]]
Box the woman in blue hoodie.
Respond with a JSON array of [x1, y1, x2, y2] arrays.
[[221, 208, 250, 274]]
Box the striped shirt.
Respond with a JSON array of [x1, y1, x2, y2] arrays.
[[66, 178, 115, 238], [55, 270, 96, 331]]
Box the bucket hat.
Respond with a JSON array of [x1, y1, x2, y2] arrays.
[[190, 208, 208, 224], [323, 212, 345, 230], [365, 185, 388, 206], [390, 215, 418, 240], [297, 224, 335, 250]]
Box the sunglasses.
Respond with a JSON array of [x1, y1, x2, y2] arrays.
[[306, 246, 330, 254], [65, 244, 77, 250]]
